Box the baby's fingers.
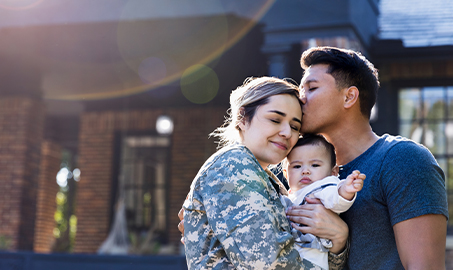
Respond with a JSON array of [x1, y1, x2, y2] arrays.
[[353, 179, 364, 190]]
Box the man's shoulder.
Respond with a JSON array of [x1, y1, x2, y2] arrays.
[[371, 134, 440, 175], [379, 134, 431, 156], [350, 134, 433, 172], [380, 133, 413, 146]]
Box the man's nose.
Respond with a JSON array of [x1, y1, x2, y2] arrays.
[[299, 88, 307, 104], [299, 95, 307, 104]]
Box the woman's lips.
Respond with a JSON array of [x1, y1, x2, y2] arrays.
[[272, 141, 288, 150]]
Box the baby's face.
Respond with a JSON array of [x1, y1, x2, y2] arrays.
[[285, 144, 335, 192]]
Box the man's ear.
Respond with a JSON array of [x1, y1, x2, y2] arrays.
[[344, 86, 359, 109], [331, 165, 339, 176]]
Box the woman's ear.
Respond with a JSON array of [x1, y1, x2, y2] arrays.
[[344, 86, 359, 109], [237, 107, 247, 130], [237, 120, 245, 131]]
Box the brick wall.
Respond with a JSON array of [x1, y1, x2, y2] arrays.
[[0, 97, 44, 250], [33, 141, 61, 253], [74, 106, 226, 253]]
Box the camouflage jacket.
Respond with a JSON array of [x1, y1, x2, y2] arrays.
[[183, 144, 323, 270]]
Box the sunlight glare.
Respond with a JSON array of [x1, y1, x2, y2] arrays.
[[56, 167, 69, 187], [0, 0, 43, 10]]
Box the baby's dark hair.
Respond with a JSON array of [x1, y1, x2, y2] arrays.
[[293, 133, 336, 168]]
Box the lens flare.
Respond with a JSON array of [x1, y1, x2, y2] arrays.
[[181, 64, 219, 104], [0, 0, 43, 10], [44, 0, 276, 101], [138, 57, 167, 85]]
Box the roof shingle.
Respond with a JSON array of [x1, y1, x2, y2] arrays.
[[379, 0, 453, 47]]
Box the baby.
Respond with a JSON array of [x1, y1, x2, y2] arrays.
[[280, 133, 365, 270]]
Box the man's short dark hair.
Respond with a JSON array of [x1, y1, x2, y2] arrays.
[[293, 133, 336, 168], [300, 46, 380, 119]]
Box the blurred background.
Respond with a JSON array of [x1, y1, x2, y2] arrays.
[[0, 0, 452, 268]]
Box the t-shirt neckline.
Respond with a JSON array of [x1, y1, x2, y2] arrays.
[[339, 134, 389, 172]]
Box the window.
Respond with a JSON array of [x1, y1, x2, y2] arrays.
[[117, 135, 171, 246], [399, 86, 453, 228]]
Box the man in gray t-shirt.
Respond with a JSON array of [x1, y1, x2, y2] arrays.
[[339, 134, 447, 269], [286, 46, 448, 270]]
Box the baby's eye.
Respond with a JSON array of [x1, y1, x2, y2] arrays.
[[292, 165, 301, 169], [312, 164, 320, 168]]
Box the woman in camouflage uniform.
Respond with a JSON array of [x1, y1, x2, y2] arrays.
[[182, 77, 347, 270]]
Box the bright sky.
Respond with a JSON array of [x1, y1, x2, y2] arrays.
[[0, 0, 273, 28]]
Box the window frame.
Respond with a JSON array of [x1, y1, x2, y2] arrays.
[[397, 83, 453, 234], [111, 130, 172, 243]]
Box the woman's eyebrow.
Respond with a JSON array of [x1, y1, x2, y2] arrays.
[[268, 110, 285, 116], [268, 110, 301, 124]]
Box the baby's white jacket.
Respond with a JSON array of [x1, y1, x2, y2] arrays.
[[287, 175, 356, 214]]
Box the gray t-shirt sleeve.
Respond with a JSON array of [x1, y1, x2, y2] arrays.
[[379, 141, 448, 226]]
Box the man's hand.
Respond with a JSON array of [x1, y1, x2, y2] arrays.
[[178, 208, 185, 244], [286, 197, 348, 254]]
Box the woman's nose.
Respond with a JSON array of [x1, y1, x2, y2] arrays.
[[279, 124, 292, 138]]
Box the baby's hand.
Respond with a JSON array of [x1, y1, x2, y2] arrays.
[[345, 170, 365, 192], [339, 170, 366, 200]]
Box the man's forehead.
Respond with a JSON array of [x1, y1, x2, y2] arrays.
[[300, 76, 317, 88], [301, 66, 317, 83], [301, 64, 331, 84]]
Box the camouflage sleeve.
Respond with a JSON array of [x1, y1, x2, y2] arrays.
[[203, 159, 305, 269], [328, 239, 349, 270]]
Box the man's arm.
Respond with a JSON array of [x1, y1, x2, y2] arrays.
[[393, 214, 447, 270], [380, 141, 448, 269]]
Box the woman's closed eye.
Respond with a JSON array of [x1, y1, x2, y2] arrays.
[[270, 118, 300, 131], [291, 125, 300, 131]]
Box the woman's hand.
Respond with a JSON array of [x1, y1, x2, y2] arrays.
[[178, 208, 185, 244], [285, 197, 348, 254]]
